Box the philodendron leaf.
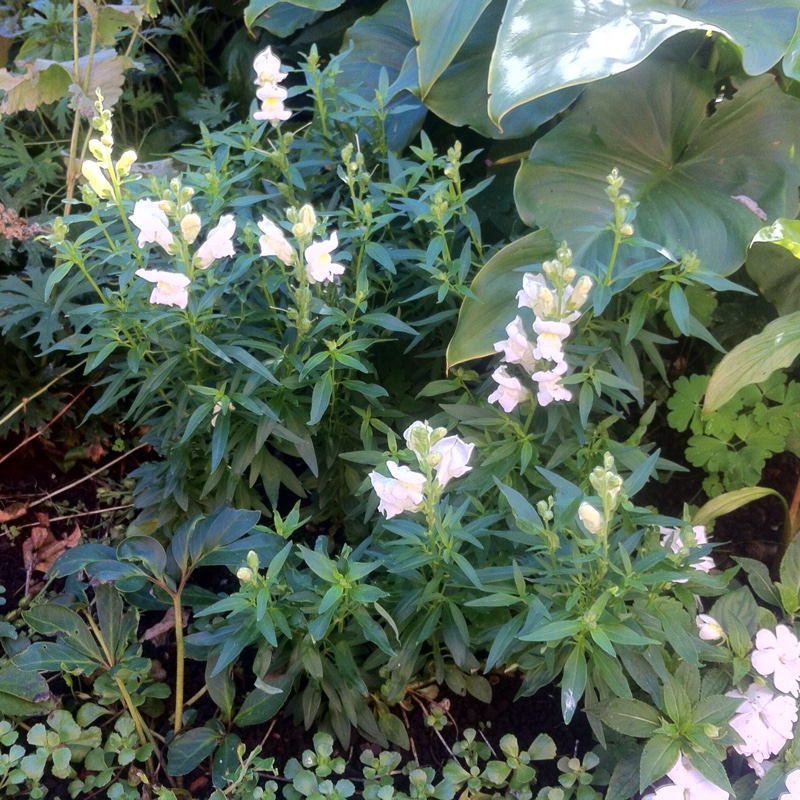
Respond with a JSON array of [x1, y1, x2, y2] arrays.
[[446, 229, 555, 370], [515, 60, 800, 277], [703, 311, 800, 412], [487, 0, 800, 127]]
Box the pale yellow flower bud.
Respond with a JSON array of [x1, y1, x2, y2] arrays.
[[246, 550, 259, 572], [180, 213, 202, 244], [299, 204, 317, 232], [115, 150, 137, 178], [80, 160, 113, 199], [88, 138, 111, 162], [236, 567, 254, 582], [292, 222, 306, 239], [620, 223, 634, 237], [568, 276, 593, 310]]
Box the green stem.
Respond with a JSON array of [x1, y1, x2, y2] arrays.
[[171, 586, 187, 735]]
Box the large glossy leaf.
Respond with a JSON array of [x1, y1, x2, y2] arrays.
[[487, 0, 800, 126], [515, 61, 800, 277], [447, 230, 556, 370], [704, 310, 800, 412], [338, 0, 426, 150], [408, 0, 492, 98], [398, 0, 581, 139], [745, 241, 800, 316]]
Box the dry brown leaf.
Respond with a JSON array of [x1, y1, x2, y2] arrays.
[[0, 502, 28, 524], [141, 607, 189, 643], [22, 522, 81, 574]]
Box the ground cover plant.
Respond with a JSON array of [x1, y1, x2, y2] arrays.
[[2, 2, 800, 800]]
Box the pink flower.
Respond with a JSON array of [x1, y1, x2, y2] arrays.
[[726, 683, 797, 763], [258, 216, 293, 265], [752, 626, 800, 697], [369, 461, 426, 518], [130, 199, 175, 252], [135, 269, 190, 309], [487, 366, 531, 412], [254, 84, 291, 125], [430, 436, 474, 487], [304, 231, 345, 284], [493, 316, 537, 373], [195, 215, 236, 269]]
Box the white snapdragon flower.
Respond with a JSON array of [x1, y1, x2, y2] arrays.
[[643, 754, 729, 800], [253, 47, 286, 86], [659, 525, 715, 574], [781, 768, 800, 799], [752, 626, 800, 697], [493, 316, 537, 373], [258, 215, 294, 265], [130, 199, 175, 252], [578, 502, 603, 534], [516, 273, 554, 318], [532, 363, 572, 406], [696, 614, 724, 641], [254, 83, 292, 124], [195, 215, 236, 269], [531, 318, 571, 363], [81, 160, 113, 199], [135, 269, 190, 309], [430, 436, 474, 487], [180, 213, 202, 244], [488, 366, 531, 412], [726, 683, 798, 763], [369, 461, 426, 519], [304, 231, 345, 284]]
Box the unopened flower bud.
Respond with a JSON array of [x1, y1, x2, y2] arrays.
[[568, 276, 593, 310], [299, 204, 317, 232], [88, 138, 111, 162], [556, 243, 572, 266], [115, 150, 137, 177], [292, 222, 306, 238], [578, 502, 604, 534], [562, 267, 576, 283], [81, 160, 113, 199], [542, 260, 558, 281], [180, 213, 202, 244], [236, 567, 254, 582], [158, 199, 176, 216], [619, 223, 634, 237], [247, 550, 259, 572]]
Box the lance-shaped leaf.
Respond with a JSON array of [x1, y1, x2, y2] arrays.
[[515, 61, 800, 277], [488, 0, 800, 127]]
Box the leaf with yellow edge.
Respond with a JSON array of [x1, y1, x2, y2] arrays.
[[446, 229, 555, 371]]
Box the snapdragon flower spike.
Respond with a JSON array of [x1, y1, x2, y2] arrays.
[[135, 269, 190, 309], [130, 199, 175, 252], [195, 215, 236, 269]]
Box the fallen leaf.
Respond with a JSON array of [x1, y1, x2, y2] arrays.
[[0, 502, 28, 524], [22, 521, 81, 575]]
